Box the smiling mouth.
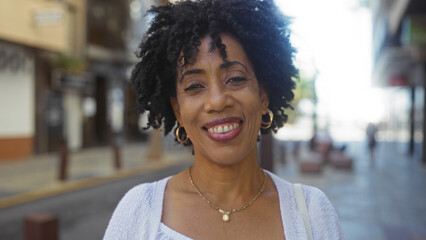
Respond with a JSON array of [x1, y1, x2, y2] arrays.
[[207, 122, 240, 134], [202, 118, 243, 142]]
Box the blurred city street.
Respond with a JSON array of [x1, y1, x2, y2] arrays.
[[275, 140, 426, 240], [0, 139, 192, 239], [0, 138, 192, 204]]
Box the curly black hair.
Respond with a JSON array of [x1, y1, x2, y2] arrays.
[[131, 0, 298, 145]]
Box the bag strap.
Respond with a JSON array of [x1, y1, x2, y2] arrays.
[[293, 183, 313, 240]]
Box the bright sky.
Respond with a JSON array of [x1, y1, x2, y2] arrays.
[[274, 0, 386, 141]]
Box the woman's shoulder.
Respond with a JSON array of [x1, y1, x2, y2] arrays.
[[267, 172, 337, 217], [298, 185, 344, 240], [117, 176, 171, 213], [266, 171, 335, 212], [122, 177, 170, 203], [267, 171, 344, 239], [299, 185, 338, 219], [301, 185, 344, 239], [103, 176, 171, 240]]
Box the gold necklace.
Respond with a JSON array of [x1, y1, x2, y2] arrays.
[[188, 167, 266, 222]]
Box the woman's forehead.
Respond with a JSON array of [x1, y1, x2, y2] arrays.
[[181, 33, 252, 71]]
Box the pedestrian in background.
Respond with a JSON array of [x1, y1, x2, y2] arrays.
[[366, 123, 378, 160], [104, 0, 343, 239]]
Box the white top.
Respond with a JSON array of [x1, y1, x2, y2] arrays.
[[104, 171, 344, 240]]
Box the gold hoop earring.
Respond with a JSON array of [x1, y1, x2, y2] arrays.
[[175, 124, 189, 143], [261, 110, 273, 129]]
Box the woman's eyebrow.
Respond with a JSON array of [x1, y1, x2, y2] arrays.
[[179, 61, 248, 83], [219, 61, 248, 72], [179, 69, 204, 83]]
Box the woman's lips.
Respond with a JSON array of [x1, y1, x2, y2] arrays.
[[203, 117, 243, 142]]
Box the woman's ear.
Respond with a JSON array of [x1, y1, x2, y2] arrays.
[[259, 88, 269, 114], [170, 97, 181, 123]]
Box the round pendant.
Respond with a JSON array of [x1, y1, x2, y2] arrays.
[[222, 214, 230, 222]]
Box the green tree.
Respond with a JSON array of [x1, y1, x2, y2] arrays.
[[287, 75, 316, 124]]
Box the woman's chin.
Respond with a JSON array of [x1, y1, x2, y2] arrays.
[[194, 144, 257, 167]]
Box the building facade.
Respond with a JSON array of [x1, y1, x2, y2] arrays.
[[371, 0, 426, 162], [0, 0, 163, 161], [0, 0, 86, 160]]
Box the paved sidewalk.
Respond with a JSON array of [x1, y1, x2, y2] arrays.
[[0, 138, 192, 208], [275, 141, 426, 240]]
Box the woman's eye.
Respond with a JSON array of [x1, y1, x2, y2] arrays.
[[227, 76, 247, 84], [184, 83, 204, 92]]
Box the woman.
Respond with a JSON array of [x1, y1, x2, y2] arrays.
[[104, 0, 343, 239]]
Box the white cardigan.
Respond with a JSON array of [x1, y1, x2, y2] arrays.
[[104, 171, 344, 240]]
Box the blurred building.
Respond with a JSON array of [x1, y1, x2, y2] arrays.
[[371, 0, 426, 162], [0, 0, 159, 161], [85, 0, 158, 149], [0, 0, 86, 160], [84, 0, 132, 149]]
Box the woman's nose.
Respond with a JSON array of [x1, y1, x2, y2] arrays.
[[203, 83, 232, 113]]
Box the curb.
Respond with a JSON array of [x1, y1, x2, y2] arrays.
[[0, 159, 190, 209]]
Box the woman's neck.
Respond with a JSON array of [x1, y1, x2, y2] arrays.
[[189, 147, 265, 210]]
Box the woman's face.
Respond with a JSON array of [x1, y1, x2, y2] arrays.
[[170, 33, 269, 165]]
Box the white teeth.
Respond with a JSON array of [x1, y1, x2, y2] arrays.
[[224, 126, 229, 132], [207, 123, 240, 134], [217, 126, 224, 133]]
